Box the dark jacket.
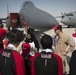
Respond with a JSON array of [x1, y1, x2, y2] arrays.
[[0, 49, 26, 75], [30, 52, 63, 75]]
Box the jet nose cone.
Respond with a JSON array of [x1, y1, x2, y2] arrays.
[[61, 18, 66, 23], [61, 18, 69, 25]]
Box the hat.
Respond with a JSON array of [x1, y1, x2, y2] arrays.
[[52, 24, 62, 30], [22, 43, 30, 55], [0, 28, 8, 39]]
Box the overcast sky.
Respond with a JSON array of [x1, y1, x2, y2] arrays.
[[0, 0, 76, 18]]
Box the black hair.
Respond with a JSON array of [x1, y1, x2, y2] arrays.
[[0, 24, 3, 28], [25, 38, 30, 43], [40, 35, 53, 49], [6, 30, 24, 44]]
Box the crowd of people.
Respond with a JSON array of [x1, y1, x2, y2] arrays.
[[0, 24, 76, 75]]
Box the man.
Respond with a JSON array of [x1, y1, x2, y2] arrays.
[[52, 24, 75, 74], [0, 30, 26, 75], [30, 35, 63, 75]]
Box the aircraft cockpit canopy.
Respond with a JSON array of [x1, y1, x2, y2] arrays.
[[65, 13, 73, 16], [21, 1, 35, 9]]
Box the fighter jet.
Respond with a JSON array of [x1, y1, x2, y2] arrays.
[[19, 1, 58, 31], [56, 11, 76, 28], [0, 0, 58, 31]]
